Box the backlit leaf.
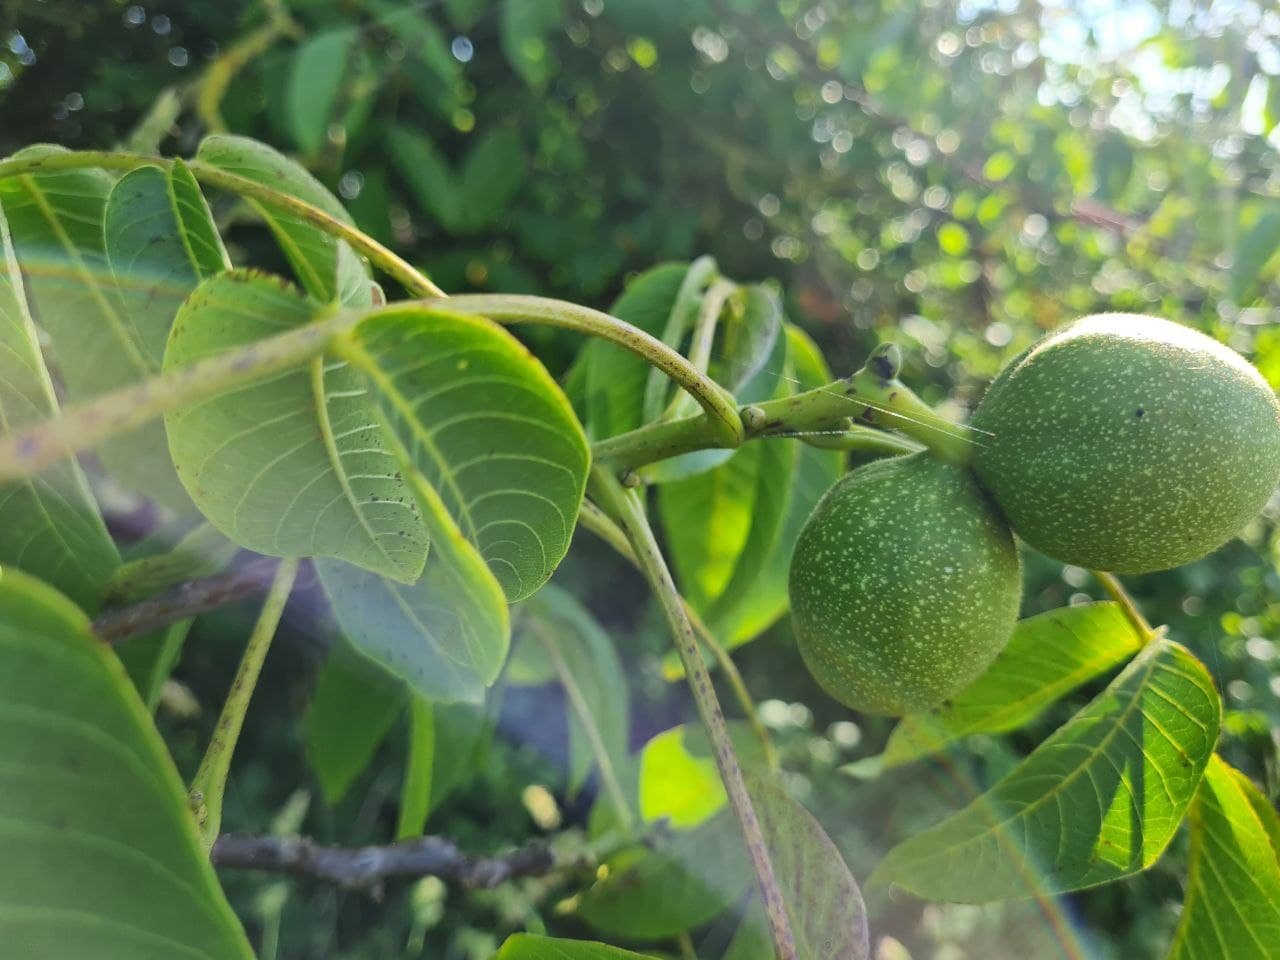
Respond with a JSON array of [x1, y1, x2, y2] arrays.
[[0, 201, 118, 611], [195, 135, 370, 304], [884, 603, 1143, 767], [163, 270, 429, 583], [337, 305, 589, 601], [871, 639, 1221, 902], [1167, 755, 1280, 960]]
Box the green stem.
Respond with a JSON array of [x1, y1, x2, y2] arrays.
[[0, 150, 443, 297], [643, 255, 719, 422], [534, 621, 635, 832], [0, 310, 351, 483], [796, 422, 923, 456], [576, 499, 779, 771], [189, 558, 298, 851], [434, 294, 743, 447], [590, 468, 796, 960], [594, 343, 978, 471], [1092, 570, 1158, 645], [662, 277, 736, 422]]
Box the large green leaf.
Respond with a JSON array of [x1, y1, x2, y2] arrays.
[[305, 640, 406, 805], [103, 160, 229, 509], [726, 774, 869, 960], [0, 202, 118, 611], [337, 305, 590, 601], [495, 934, 657, 960], [871, 639, 1221, 902], [516, 584, 629, 796], [105, 162, 228, 367], [580, 262, 688, 439], [884, 603, 1144, 767], [286, 28, 356, 156], [315, 553, 505, 703], [0, 145, 191, 510], [195, 135, 370, 304], [1168, 755, 1280, 960], [163, 270, 429, 583], [706, 325, 842, 648], [0, 564, 253, 958]]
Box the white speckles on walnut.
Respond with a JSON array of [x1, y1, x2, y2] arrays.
[[788, 452, 1022, 716], [972, 313, 1280, 573]]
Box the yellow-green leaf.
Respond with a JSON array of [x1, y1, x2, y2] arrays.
[[1168, 755, 1280, 960]]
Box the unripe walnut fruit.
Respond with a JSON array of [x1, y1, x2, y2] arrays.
[[789, 453, 1021, 716], [971, 313, 1280, 573]]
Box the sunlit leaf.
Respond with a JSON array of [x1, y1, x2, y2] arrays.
[[163, 270, 430, 583], [884, 602, 1144, 767], [872, 639, 1221, 902], [287, 28, 356, 155], [1168, 755, 1280, 960], [577, 723, 762, 941], [0, 201, 118, 611], [0, 565, 254, 958], [639, 726, 726, 830], [195, 135, 370, 304]]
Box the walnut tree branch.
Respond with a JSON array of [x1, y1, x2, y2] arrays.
[[91, 557, 282, 645], [210, 833, 581, 892]]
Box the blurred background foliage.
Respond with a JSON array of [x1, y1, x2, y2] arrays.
[[4, 0, 1280, 957]]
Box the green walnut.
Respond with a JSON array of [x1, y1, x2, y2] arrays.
[[788, 453, 1022, 716], [971, 313, 1280, 573]]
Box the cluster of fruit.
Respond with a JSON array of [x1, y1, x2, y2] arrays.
[[789, 314, 1280, 715]]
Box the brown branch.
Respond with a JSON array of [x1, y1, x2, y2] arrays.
[[210, 833, 572, 892], [91, 557, 281, 645]]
